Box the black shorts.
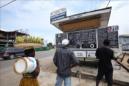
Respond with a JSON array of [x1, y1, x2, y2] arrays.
[[96, 69, 113, 85]]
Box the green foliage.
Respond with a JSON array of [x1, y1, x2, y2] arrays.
[[47, 42, 54, 49], [16, 36, 43, 44]]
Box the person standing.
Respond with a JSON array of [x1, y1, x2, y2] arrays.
[[53, 39, 79, 86], [19, 47, 40, 86], [96, 39, 117, 86]]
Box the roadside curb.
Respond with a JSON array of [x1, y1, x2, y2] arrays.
[[71, 71, 129, 86]]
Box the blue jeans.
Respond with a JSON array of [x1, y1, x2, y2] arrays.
[[55, 75, 71, 86]]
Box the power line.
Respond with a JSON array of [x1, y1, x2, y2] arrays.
[[106, 0, 111, 7], [0, 0, 16, 8]]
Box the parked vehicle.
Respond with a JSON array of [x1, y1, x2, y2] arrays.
[[0, 47, 24, 60]]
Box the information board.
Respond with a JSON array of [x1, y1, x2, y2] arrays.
[[68, 32, 81, 48], [98, 26, 119, 48], [107, 26, 119, 48], [67, 29, 96, 48], [98, 27, 108, 48], [56, 26, 119, 48], [50, 8, 66, 22], [81, 29, 96, 48]]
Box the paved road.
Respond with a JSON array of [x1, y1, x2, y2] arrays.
[[0, 49, 126, 86], [0, 49, 55, 86]]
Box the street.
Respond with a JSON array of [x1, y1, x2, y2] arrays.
[[0, 49, 129, 86], [0, 49, 55, 86]]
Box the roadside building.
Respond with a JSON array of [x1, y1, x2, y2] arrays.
[[51, 7, 120, 61], [51, 7, 113, 48], [0, 29, 27, 47], [119, 35, 129, 51]]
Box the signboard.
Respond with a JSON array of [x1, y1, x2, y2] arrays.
[[122, 43, 129, 51], [87, 51, 96, 58], [68, 29, 96, 48], [107, 26, 118, 32], [68, 32, 81, 48], [73, 51, 86, 57], [56, 25, 119, 48], [81, 29, 96, 48], [50, 8, 66, 22], [98, 25, 119, 48]]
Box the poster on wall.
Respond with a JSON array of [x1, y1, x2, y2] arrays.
[[98, 26, 119, 48]]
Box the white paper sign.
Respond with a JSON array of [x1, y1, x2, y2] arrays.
[[73, 51, 86, 57], [87, 51, 96, 58]]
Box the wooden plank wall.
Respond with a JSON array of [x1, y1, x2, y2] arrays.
[[60, 18, 100, 32]]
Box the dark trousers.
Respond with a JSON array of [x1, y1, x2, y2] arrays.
[[96, 68, 113, 86]]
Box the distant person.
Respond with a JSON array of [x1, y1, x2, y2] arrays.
[[19, 47, 40, 86], [95, 39, 117, 86], [53, 39, 79, 86]]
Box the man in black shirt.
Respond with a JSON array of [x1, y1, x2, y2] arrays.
[[96, 39, 115, 86]]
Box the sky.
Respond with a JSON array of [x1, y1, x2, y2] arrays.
[[0, 0, 129, 44]]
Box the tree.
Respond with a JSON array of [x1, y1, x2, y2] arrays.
[[47, 42, 53, 49], [16, 36, 44, 44]]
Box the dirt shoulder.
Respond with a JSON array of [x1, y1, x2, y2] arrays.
[[15, 43, 42, 48]]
